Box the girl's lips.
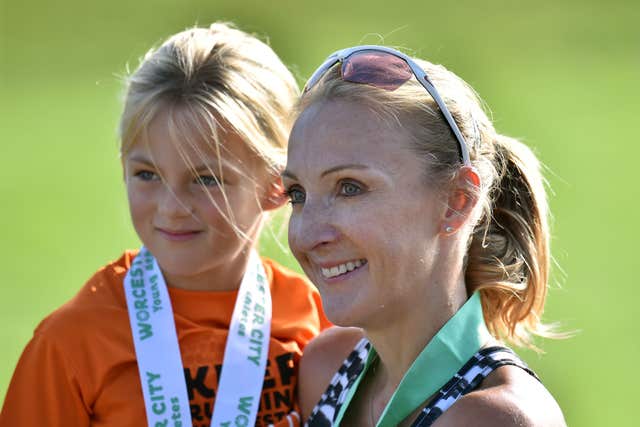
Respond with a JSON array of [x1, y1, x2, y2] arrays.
[[156, 228, 202, 241]]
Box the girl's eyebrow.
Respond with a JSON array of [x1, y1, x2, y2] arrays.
[[127, 154, 225, 174], [193, 163, 220, 173], [127, 155, 153, 166]]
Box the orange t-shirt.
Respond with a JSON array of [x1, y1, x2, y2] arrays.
[[1, 251, 330, 427]]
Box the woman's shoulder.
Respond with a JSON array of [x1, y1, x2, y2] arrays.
[[298, 326, 365, 420], [434, 364, 566, 427], [300, 325, 366, 376]]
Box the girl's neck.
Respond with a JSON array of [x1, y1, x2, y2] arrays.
[[162, 248, 254, 292]]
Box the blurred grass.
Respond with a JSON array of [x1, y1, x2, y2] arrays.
[[1, 0, 638, 425]]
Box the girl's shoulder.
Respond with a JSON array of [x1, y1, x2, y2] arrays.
[[261, 257, 310, 288], [262, 256, 334, 339], [262, 257, 323, 306], [34, 250, 137, 339], [434, 363, 566, 427], [298, 326, 365, 420]]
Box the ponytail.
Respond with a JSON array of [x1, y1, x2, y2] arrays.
[[466, 134, 554, 350]]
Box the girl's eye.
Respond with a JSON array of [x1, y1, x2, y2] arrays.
[[134, 170, 158, 181], [286, 186, 306, 205], [196, 175, 220, 187], [339, 181, 363, 197]]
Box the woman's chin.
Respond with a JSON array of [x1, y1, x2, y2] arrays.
[[321, 299, 368, 329]]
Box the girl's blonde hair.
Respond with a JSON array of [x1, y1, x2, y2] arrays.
[[299, 56, 557, 350], [119, 21, 299, 183]]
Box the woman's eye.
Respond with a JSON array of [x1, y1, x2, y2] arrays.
[[286, 187, 306, 205], [196, 175, 220, 187], [134, 170, 157, 181], [339, 181, 363, 197]]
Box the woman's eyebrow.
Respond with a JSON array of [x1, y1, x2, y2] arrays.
[[281, 170, 297, 180], [320, 164, 369, 178], [282, 164, 370, 181]]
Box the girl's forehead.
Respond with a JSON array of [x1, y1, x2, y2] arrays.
[[125, 109, 261, 173]]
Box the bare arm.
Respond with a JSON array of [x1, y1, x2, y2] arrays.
[[297, 326, 365, 421], [433, 365, 567, 427]]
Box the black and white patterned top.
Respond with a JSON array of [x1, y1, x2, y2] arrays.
[[305, 339, 538, 427]]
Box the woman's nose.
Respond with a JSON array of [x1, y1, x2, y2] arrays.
[[289, 197, 340, 254]]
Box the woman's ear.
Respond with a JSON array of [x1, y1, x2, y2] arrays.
[[260, 175, 288, 211], [441, 166, 480, 235]]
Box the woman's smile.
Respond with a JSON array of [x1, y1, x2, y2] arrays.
[[320, 259, 367, 279]]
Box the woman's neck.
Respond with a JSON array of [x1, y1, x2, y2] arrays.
[[364, 275, 468, 392]]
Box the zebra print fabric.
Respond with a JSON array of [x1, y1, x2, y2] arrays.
[[305, 342, 537, 427]]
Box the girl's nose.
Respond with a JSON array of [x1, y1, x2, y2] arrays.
[[157, 185, 193, 218]]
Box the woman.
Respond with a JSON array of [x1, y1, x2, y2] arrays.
[[1, 23, 329, 427], [282, 46, 566, 426]]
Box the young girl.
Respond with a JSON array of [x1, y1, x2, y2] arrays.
[[1, 23, 328, 427]]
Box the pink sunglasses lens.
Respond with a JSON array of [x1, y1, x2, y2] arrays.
[[341, 51, 413, 91]]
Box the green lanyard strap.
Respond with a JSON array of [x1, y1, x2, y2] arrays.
[[334, 292, 491, 426]]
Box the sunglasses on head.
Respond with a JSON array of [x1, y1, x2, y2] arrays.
[[303, 45, 471, 166]]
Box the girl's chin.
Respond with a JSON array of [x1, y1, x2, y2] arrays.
[[152, 256, 207, 277]]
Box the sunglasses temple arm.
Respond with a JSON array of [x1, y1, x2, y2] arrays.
[[303, 57, 340, 93], [419, 79, 471, 166]]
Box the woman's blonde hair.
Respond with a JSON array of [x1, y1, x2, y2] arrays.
[[119, 22, 298, 189], [298, 56, 557, 350]]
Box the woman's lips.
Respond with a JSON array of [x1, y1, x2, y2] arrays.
[[156, 227, 202, 241], [319, 259, 368, 282]]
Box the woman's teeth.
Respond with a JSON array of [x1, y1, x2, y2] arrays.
[[321, 259, 366, 278]]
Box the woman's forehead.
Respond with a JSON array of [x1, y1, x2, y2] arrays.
[[287, 100, 420, 180], [290, 100, 413, 156]]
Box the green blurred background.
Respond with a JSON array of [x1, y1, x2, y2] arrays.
[[1, 0, 638, 425]]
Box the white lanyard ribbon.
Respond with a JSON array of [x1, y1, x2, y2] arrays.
[[124, 246, 272, 427]]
